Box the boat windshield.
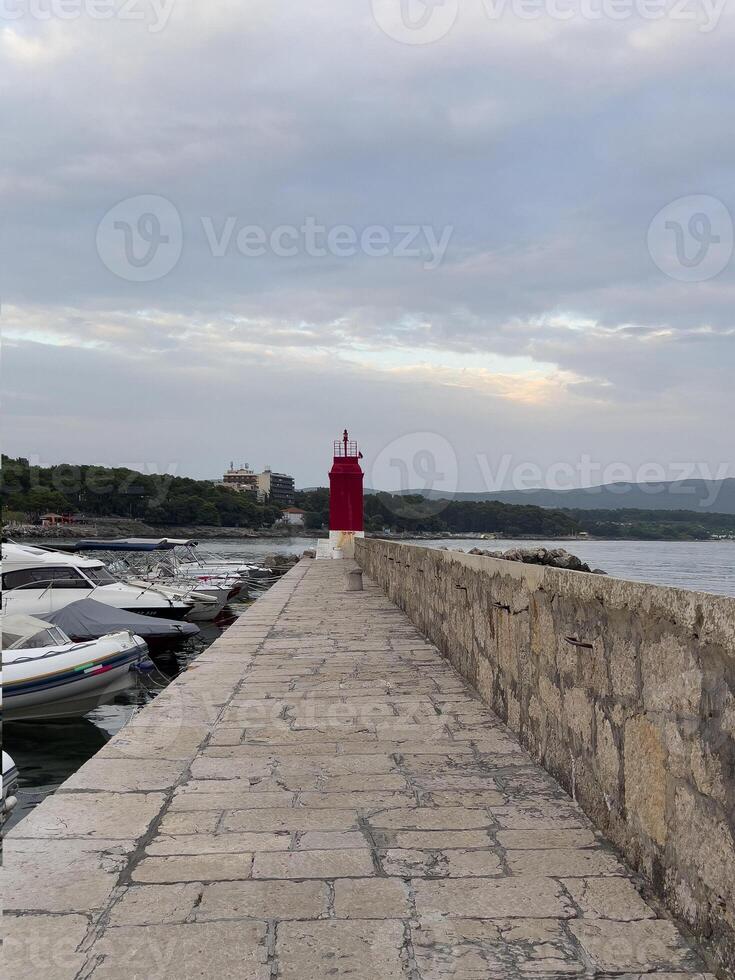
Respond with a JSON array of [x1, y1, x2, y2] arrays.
[[5, 624, 71, 649], [82, 565, 117, 586]]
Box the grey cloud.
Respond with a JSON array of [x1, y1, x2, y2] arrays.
[[1, 3, 733, 479]]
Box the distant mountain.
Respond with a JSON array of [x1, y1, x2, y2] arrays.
[[366, 479, 735, 514]]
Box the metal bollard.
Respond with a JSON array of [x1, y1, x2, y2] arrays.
[[345, 568, 363, 592]]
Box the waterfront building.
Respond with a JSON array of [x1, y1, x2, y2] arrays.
[[257, 468, 295, 506], [39, 512, 79, 527], [281, 506, 307, 526], [221, 463, 258, 495]]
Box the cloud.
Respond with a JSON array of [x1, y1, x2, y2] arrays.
[[2, 0, 733, 485]]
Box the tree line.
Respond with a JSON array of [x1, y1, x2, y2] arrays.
[[1, 456, 281, 528], [294, 489, 580, 535], [3, 457, 732, 538]]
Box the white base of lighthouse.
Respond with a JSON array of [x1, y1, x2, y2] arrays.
[[316, 530, 365, 560]]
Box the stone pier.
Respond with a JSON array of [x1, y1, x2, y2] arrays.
[[4, 559, 719, 978]]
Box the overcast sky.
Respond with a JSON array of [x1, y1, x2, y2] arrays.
[[3, 0, 734, 491]]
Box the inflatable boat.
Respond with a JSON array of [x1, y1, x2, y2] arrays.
[[2, 751, 19, 826], [3, 614, 150, 721]]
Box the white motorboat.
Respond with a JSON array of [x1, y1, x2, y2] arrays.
[[1, 544, 192, 620], [166, 540, 257, 580], [56, 537, 255, 580], [2, 750, 19, 826], [2, 614, 149, 721], [49, 539, 241, 615], [170, 566, 245, 598], [125, 577, 229, 622]]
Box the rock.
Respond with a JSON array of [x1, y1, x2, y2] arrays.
[[468, 546, 605, 575], [260, 553, 300, 572]]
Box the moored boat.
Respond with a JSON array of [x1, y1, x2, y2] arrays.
[[2, 751, 19, 825], [47, 539, 240, 619], [43, 599, 200, 645], [1, 543, 193, 620], [3, 614, 150, 721]]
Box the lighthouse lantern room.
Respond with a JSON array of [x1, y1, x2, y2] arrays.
[[317, 429, 365, 559]]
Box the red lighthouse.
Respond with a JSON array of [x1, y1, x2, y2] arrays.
[[321, 429, 364, 558]]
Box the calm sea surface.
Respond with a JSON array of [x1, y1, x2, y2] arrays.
[[4, 535, 732, 829], [406, 538, 735, 597]]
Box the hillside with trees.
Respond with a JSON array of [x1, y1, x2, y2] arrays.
[[4, 458, 732, 539], [1, 456, 281, 529], [295, 488, 580, 536]]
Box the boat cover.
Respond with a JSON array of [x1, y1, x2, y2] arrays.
[[54, 538, 197, 552], [45, 599, 200, 641]]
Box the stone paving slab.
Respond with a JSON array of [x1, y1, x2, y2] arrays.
[[4, 558, 719, 979]]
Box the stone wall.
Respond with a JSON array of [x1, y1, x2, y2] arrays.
[[355, 538, 735, 976]]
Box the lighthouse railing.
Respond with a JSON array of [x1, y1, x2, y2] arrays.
[[333, 440, 359, 458]]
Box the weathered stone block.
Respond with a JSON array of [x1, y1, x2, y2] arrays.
[[506, 847, 624, 877], [252, 848, 374, 879], [333, 878, 410, 918], [624, 716, 668, 847], [108, 883, 201, 926], [381, 847, 502, 877], [672, 784, 735, 914], [92, 921, 269, 979], [197, 879, 329, 920], [563, 686, 594, 744], [562, 876, 655, 920], [642, 634, 703, 715], [595, 705, 621, 800], [4, 838, 133, 913], [413, 877, 574, 917], [7, 791, 164, 840], [3, 913, 88, 979], [275, 920, 405, 980], [132, 853, 253, 883], [568, 919, 697, 973]]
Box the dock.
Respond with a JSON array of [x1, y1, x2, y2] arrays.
[[5, 557, 716, 978]]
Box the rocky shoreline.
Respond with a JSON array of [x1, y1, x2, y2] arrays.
[[465, 545, 607, 574], [4, 519, 323, 541]]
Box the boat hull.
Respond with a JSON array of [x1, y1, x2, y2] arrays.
[[4, 634, 148, 721], [122, 605, 191, 620], [185, 591, 229, 622]]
